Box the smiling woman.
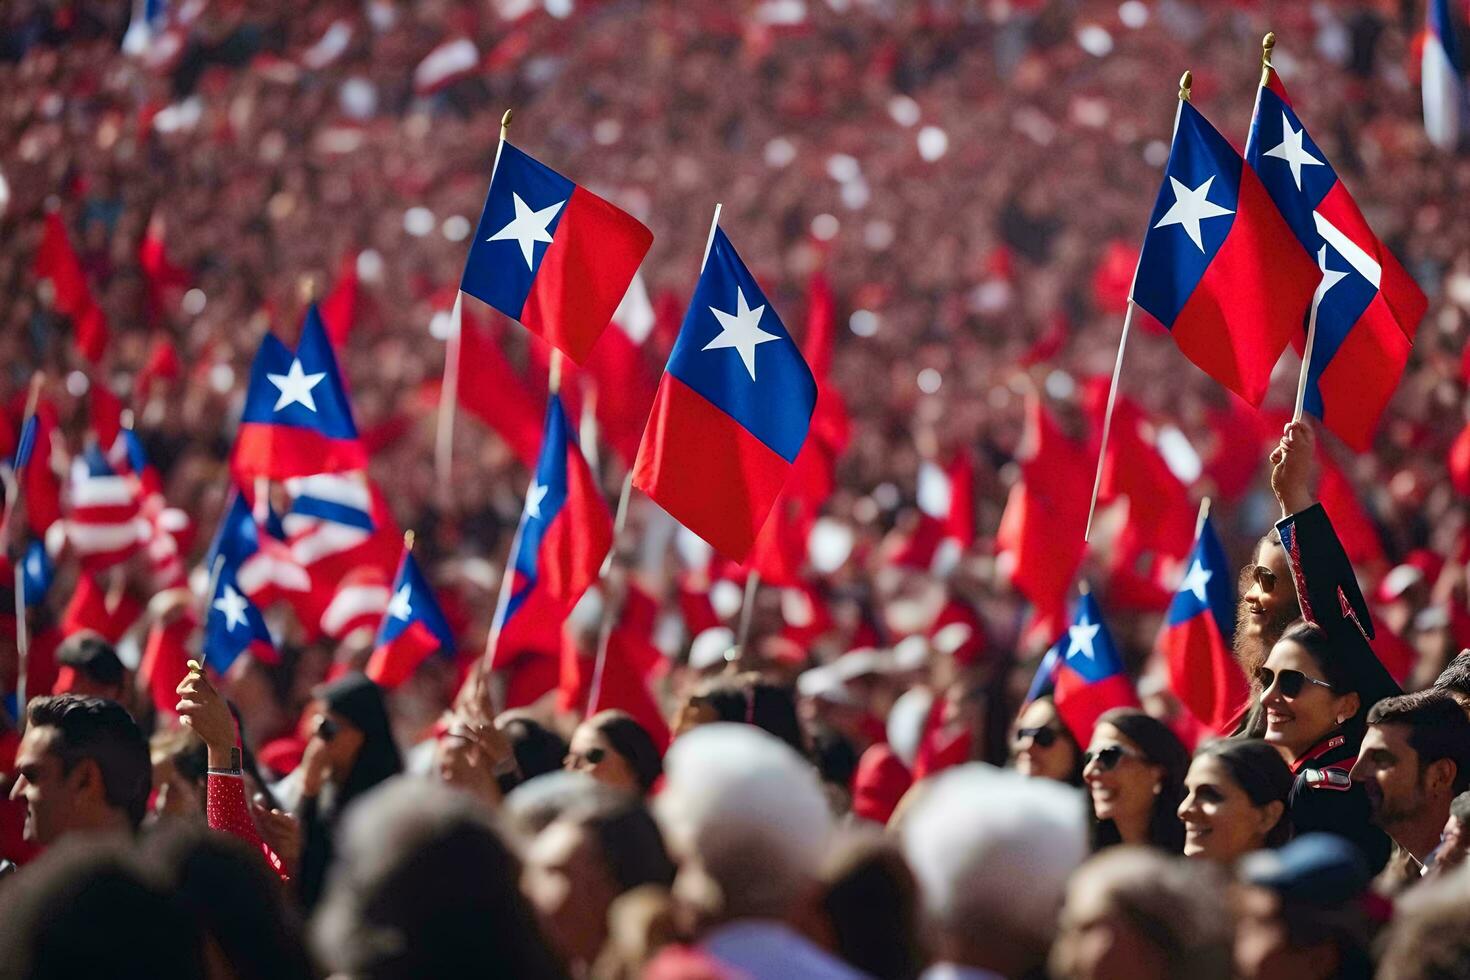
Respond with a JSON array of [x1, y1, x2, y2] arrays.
[[1179, 739, 1293, 865], [1083, 709, 1190, 853]]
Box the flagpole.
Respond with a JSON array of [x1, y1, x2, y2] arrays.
[[735, 570, 761, 654], [1195, 496, 1212, 538], [0, 374, 45, 549], [586, 470, 634, 715], [1292, 295, 1321, 422], [701, 203, 723, 272], [1085, 71, 1191, 543], [440, 109, 513, 492], [252, 476, 269, 524], [436, 292, 464, 487], [14, 561, 28, 733]]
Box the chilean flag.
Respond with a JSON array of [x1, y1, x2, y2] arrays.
[[1052, 592, 1139, 743], [1133, 100, 1318, 406], [460, 142, 653, 365], [1424, 0, 1466, 151], [202, 494, 276, 675], [634, 226, 817, 562], [231, 305, 367, 485], [489, 394, 612, 667], [367, 545, 455, 688], [1158, 515, 1248, 735], [1246, 62, 1428, 451]]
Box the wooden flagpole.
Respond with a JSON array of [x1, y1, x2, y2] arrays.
[[1085, 71, 1192, 542], [439, 109, 514, 490], [585, 471, 635, 715]]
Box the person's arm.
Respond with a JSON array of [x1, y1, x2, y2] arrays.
[[176, 665, 292, 881], [1269, 420, 1374, 639]]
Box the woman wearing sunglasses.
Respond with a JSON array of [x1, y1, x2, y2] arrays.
[[1264, 420, 1401, 873], [1178, 739, 1293, 865], [564, 710, 663, 796], [1010, 696, 1083, 785], [1083, 709, 1191, 852], [1257, 622, 1395, 873]]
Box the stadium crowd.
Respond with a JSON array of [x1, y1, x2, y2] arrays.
[[6, 0, 1470, 977]]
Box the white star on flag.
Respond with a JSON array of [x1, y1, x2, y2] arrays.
[[704, 286, 780, 382], [268, 359, 327, 413], [1153, 175, 1235, 252], [1067, 616, 1101, 662], [488, 192, 564, 270], [1263, 112, 1324, 192], [213, 584, 250, 632], [1178, 559, 1214, 604], [525, 482, 549, 520], [387, 584, 413, 621]]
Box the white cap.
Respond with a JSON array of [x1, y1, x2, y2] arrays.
[[688, 626, 736, 672]]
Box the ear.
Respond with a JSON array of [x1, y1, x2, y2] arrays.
[[67, 757, 105, 801], [1334, 691, 1360, 725], [1258, 800, 1285, 838], [1425, 758, 1457, 796]]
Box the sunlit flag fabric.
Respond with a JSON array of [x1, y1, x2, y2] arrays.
[[1052, 592, 1140, 743], [1158, 515, 1247, 735], [489, 394, 612, 667], [64, 443, 149, 573], [634, 226, 817, 561], [1132, 100, 1317, 406], [231, 305, 367, 484], [367, 546, 455, 689], [203, 494, 276, 674], [460, 142, 653, 364], [1246, 64, 1428, 450], [1423, 0, 1466, 151]]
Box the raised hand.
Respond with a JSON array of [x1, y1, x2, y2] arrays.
[[1269, 419, 1317, 518]]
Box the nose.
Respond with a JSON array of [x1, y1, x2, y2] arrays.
[[1082, 756, 1103, 782], [1259, 675, 1284, 707], [1177, 792, 1198, 822], [1347, 755, 1367, 784], [8, 775, 26, 802]]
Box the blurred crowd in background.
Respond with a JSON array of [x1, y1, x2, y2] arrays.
[[6, 0, 1470, 977]]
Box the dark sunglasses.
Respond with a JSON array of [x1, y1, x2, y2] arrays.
[[1082, 744, 1139, 772], [1256, 666, 1333, 699], [1240, 564, 1279, 593], [313, 716, 339, 743], [567, 746, 606, 768], [1015, 726, 1059, 748]]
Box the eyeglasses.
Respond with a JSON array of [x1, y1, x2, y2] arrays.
[[1256, 666, 1334, 699], [567, 746, 606, 768], [1240, 564, 1279, 593], [1082, 744, 1140, 772], [1015, 726, 1059, 748]]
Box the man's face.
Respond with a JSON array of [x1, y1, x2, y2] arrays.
[[1351, 723, 1427, 829], [8, 726, 84, 845]]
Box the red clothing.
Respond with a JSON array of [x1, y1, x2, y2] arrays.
[[205, 770, 290, 882]]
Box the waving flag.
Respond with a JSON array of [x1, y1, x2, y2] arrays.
[[113, 427, 190, 589], [1424, 0, 1466, 150], [489, 395, 612, 666], [452, 305, 545, 469], [460, 142, 653, 364], [367, 544, 455, 688], [634, 226, 817, 561], [1133, 99, 1317, 405], [34, 213, 109, 363], [586, 272, 659, 464], [203, 494, 276, 674], [1158, 515, 1247, 734], [231, 305, 367, 484], [1246, 61, 1428, 450], [1024, 641, 1063, 705], [1053, 592, 1139, 743], [64, 443, 149, 573]]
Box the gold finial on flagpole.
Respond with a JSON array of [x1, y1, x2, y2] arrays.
[[298, 274, 318, 304], [500, 109, 514, 142], [404, 529, 416, 552], [1179, 71, 1193, 103], [1078, 579, 1091, 597], [1261, 32, 1276, 85]]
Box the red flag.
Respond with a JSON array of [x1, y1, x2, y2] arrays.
[[60, 575, 143, 642], [140, 612, 196, 716], [135, 335, 182, 399], [89, 381, 125, 453], [584, 273, 658, 464], [454, 308, 544, 469], [1317, 452, 1386, 569], [997, 394, 1088, 632], [138, 213, 189, 319], [34, 212, 109, 363]]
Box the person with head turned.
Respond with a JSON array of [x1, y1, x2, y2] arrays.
[[1178, 739, 1293, 865]]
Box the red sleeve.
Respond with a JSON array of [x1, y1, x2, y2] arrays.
[[206, 771, 291, 882]]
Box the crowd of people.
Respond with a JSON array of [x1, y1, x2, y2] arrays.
[[5, 0, 1470, 977]]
